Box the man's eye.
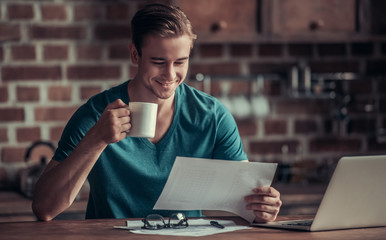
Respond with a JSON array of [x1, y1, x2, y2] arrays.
[[174, 62, 185, 66], [152, 62, 164, 65]]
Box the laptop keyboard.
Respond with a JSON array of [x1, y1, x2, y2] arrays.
[[286, 220, 313, 226]]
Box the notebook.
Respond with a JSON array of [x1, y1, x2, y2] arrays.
[[252, 155, 386, 231]]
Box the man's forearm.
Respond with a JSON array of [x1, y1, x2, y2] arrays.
[[32, 128, 107, 221]]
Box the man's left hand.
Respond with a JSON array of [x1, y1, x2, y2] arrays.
[[244, 186, 282, 223]]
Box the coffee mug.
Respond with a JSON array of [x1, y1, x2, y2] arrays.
[[127, 102, 158, 138]]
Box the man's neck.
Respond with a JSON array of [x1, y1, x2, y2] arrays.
[[127, 78, 175, 113]]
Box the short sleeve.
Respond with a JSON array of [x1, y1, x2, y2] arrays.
[[212, 100, 247, 161]]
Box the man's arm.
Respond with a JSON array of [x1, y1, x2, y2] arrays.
[[32, 99, 131, 221]]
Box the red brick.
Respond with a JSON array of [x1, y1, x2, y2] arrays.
[[295, 119, 318, 134], [7, 4, 34, 20], [10, 44, 36, 60], [249, 62, 294, 74], [236, 118, 258, 137], [350, 118, 376, 134], [382, 42, 386, 55], [264, 119, 287, 135], [185, 80, 204, 92], [109, 44, 130, 59], [16, 127, 41, 142], [48, 86, 72, 101], [1, 147, 27, 163], [129, 65, 138, 79], [0, 128, 8, 142], [0, 108, 24, 122], [309, 137, 361, 152], [0, 23, 21, 42], [348, 80, 373, 95], [258, 44, 283, 57], [210, 80, 250, 96], [309, 60, 360, 73], [80, 86, 102, 100], [41, 4, 67, 20], [17, 86, 40, 102], [106, 4, 130, 20], [378, 78, 386, 93], [30, 25, 86, 40], [50, 126, 65, 142], [276, 99, 330, 115], [366, 60, 386, 75], [94, 24, 131, 40], [288, 43, 313, 57], [76, 44, 103, 60], [34, 106, 78, 122], [264, 81, 282, 96], [200, 44, 223, 58], [367, 137, 386, 153], [378, 99, 386, 113], [189, 63, 241, 76], [317, 43, 347, 57], [67, 65, 121, 80], [2, 66, 61, 81], [347, 98, 376, 114], [0, 87, 8, 102], [291, 158, 319, 183], [249, 140, 299, 154], [74, 4, 101, 20], [43, 45, 69, 60], [230, 44, 253, 57], [351, 42, 373, 56]]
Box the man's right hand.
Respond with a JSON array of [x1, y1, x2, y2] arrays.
[[91, 99, 131, 144]]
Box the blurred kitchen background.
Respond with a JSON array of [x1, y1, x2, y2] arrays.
[[0, 0, 386, 222]]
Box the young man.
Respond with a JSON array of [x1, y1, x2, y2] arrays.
[[32, 4, 281, 222]]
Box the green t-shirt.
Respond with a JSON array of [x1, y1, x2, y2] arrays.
[[53, 80, 247, 219]]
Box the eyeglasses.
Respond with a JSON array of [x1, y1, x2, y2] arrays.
[[142, 213, 189, 230]]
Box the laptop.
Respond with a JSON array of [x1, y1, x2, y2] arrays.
[[252, 155, 386, 231]]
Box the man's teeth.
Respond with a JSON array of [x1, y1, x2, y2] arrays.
[[159, 82, 173, 86]]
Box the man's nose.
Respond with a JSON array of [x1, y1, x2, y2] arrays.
[[163, 63, 177, 80]]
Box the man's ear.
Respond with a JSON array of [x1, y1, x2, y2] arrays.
[[129, 43, 139, 64]]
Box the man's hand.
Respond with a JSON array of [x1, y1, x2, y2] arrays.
[[91, 99, 131, 144], [244, 186, 282, 223]]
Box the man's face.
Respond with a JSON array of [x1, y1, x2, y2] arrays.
[[133, 34, 192, 101]]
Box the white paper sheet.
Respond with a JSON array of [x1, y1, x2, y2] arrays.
[[153, 157, 277, 222], [114, 219, 251, 237]]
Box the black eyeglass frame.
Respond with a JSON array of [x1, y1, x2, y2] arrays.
[[142, 213, 189, 230]]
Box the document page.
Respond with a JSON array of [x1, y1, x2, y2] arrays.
[[153, 157, 277, 222]]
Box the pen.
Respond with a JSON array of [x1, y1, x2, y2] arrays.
[[210, 221, 225, 229]]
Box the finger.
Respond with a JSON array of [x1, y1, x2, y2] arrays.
[[107, 107, 130, 119], [119, 116, 131, 124], [106, 99, 128, 110], [121, 122, 132, 132], [253, 210, 278, 223], [253, 186, 280, 197], [115, 108, 131, 118], [246, 202, 280, 214], [244, 194, 281, 207]]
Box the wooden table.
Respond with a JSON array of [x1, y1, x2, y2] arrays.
[[0, 216, 385, 240], [0, 191, 87, 222]]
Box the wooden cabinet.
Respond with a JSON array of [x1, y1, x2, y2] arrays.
[[264, 0, 357, 38], [173, 0, 385, 42], [174, 0, 259, 41]]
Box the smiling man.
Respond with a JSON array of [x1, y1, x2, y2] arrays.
[[32, 3, 281, 222]]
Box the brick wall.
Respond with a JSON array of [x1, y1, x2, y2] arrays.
[[1, 0, 386, 186]]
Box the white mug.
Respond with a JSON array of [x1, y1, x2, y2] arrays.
[[127, 102, 158, 138]]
